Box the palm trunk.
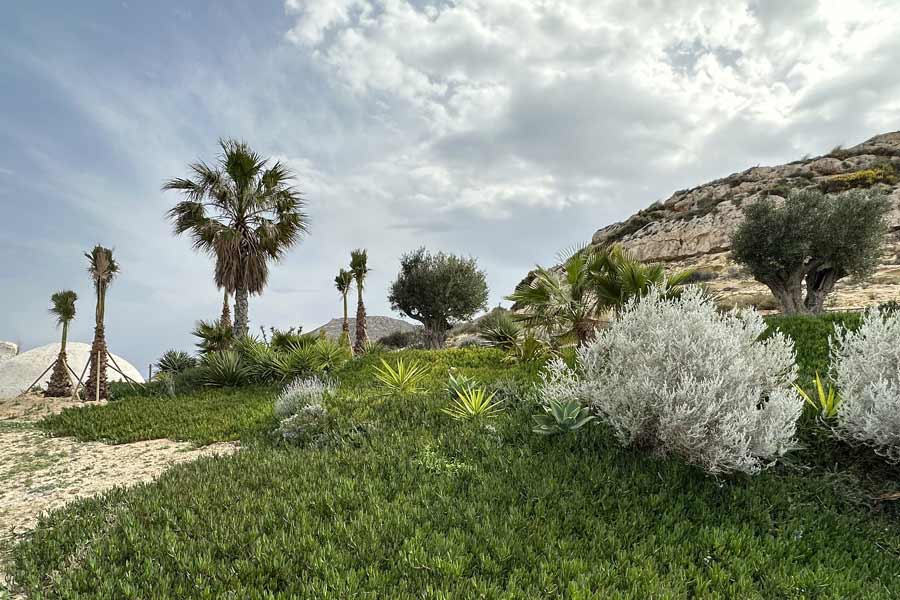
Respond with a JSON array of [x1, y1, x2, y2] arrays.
[[354, 284, 368, 353], [220, 290, 232, 331], [341, 292, 352, 352], [46, 320, 72, 397], [84, 323, 108, 401], [233, 286, 249, 337]]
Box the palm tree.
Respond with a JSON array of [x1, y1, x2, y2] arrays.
[[507, 248, 607, 346], [45, 290, 77, 397], [192, 319, 234, 355], [84, 245, 119, 401], [163, 139, 309, 336], [587, 245, 695, 313], [220, 289, 232, 332], [334, 268, 354, 351], [508, 244, 694, 346], [349, 249, 371, 353]]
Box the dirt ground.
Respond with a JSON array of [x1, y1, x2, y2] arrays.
[[0, 394, 238, 597]]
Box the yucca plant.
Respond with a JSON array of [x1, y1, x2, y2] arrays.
[[312, 337, 352, 371], [532, 397, 596, 435], [793, 372, 840, 419], [155, 350, 197, 375], [373, 358, 430, 395], [199, 350, 251, 388], [442, 387, 503, 420], [447, 371, 477, 398], [478, 309, 521, 350]]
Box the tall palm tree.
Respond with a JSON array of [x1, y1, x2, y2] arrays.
[[45, 290, 77, 397], [334, 268, 354, 351], [84, 245, 119, 401], [163, 139, 309, 336], [350, 249, 370, 353], [508, 244, 694, 346]]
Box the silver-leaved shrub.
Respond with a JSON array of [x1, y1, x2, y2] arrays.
[[274, 376, 334, 420], [831, 308, 900, 462], [540, 287, 802, 474]]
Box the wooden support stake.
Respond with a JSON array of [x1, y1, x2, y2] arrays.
[[17, 362, 54, 398]]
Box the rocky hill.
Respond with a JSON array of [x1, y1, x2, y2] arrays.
[[309, 316, 418, 342], [591, 132, 900, 310]]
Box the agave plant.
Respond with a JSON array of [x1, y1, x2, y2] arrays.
[[532, 397, 596, 435], [155, 350, 197, 375], [442, 387, 503, 420], [199, 350, 251, 388], [793, 372, 840, 419], [373, 358, 430, 395]]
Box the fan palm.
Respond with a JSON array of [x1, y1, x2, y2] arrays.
[[587, 244, 694, 313], [508, 244, 694, 346], [45, 290, 77, 397], [84, 245, 119, 401], [163, 139, 309, 336], [507, 247, 607, 346], [192, 319, 234, 355], [350, 249, 371, 353], [334, 268, 354, 351]]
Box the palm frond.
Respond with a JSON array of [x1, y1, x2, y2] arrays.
[[49, 290, 77, 324]]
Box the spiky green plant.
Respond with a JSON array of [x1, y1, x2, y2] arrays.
[[155, 350, 197, 375], [199, 350, 251, 388], [164, 139, 309, 336], [478, 309, 521, 350], [794, 372, 841, 419], [442, 387, 503, 420], [373, 358, 429, 395], [532, 397, 596, 435]]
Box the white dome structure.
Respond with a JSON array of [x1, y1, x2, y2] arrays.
[[0, 342, 145, 399]]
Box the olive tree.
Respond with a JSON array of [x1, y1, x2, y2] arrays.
[[388, 248, 489, 348], [731, 188, 890, 314]]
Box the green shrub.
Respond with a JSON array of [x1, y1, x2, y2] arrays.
[[155, 349, 197, 374], [378, 329, 423, 349], [762, 312, 862, 382], [268, 327, 307, 352], [200, 350, 252, 388]]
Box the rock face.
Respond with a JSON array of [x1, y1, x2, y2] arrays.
[[0, 342, 145, 399], [590, 132, 900, 310], [309, 316, 418, 342], [0, 341, 17, 363]]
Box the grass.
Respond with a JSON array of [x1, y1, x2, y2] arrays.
[[8, 347, 900, 597], [38, 387, 276, 445]]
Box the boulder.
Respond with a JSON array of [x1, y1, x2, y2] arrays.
[[0, 341, 17, 362]]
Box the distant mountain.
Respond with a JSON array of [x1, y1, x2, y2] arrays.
[[586, 132, 900, 310], [308, 316, 418, 342]]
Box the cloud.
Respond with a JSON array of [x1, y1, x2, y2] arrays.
[[1, 1, 898, 370]]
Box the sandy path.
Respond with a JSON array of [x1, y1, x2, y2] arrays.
[[0, 396, 238, 597]]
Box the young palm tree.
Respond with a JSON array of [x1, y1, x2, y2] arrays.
[[508, 244, 694, 346], [350, 249, 371, 353], [163, 139, 309, 336], [220, 289, 232, 331], [334, 268, 354, 351], [507, 248, 606, 346], [84, 245, 119, 401], [45, 290, 77, 397]]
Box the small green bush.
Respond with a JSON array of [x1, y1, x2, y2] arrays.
[[762, 312, 862, 382], [378, 329, 423, 349]]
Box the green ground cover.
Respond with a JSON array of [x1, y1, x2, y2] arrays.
[[7, 336, 900, 598]]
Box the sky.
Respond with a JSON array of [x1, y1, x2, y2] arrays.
[[1, 0, 899, 373]]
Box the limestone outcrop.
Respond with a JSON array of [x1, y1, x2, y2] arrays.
[[589, 132, 900, 310]]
